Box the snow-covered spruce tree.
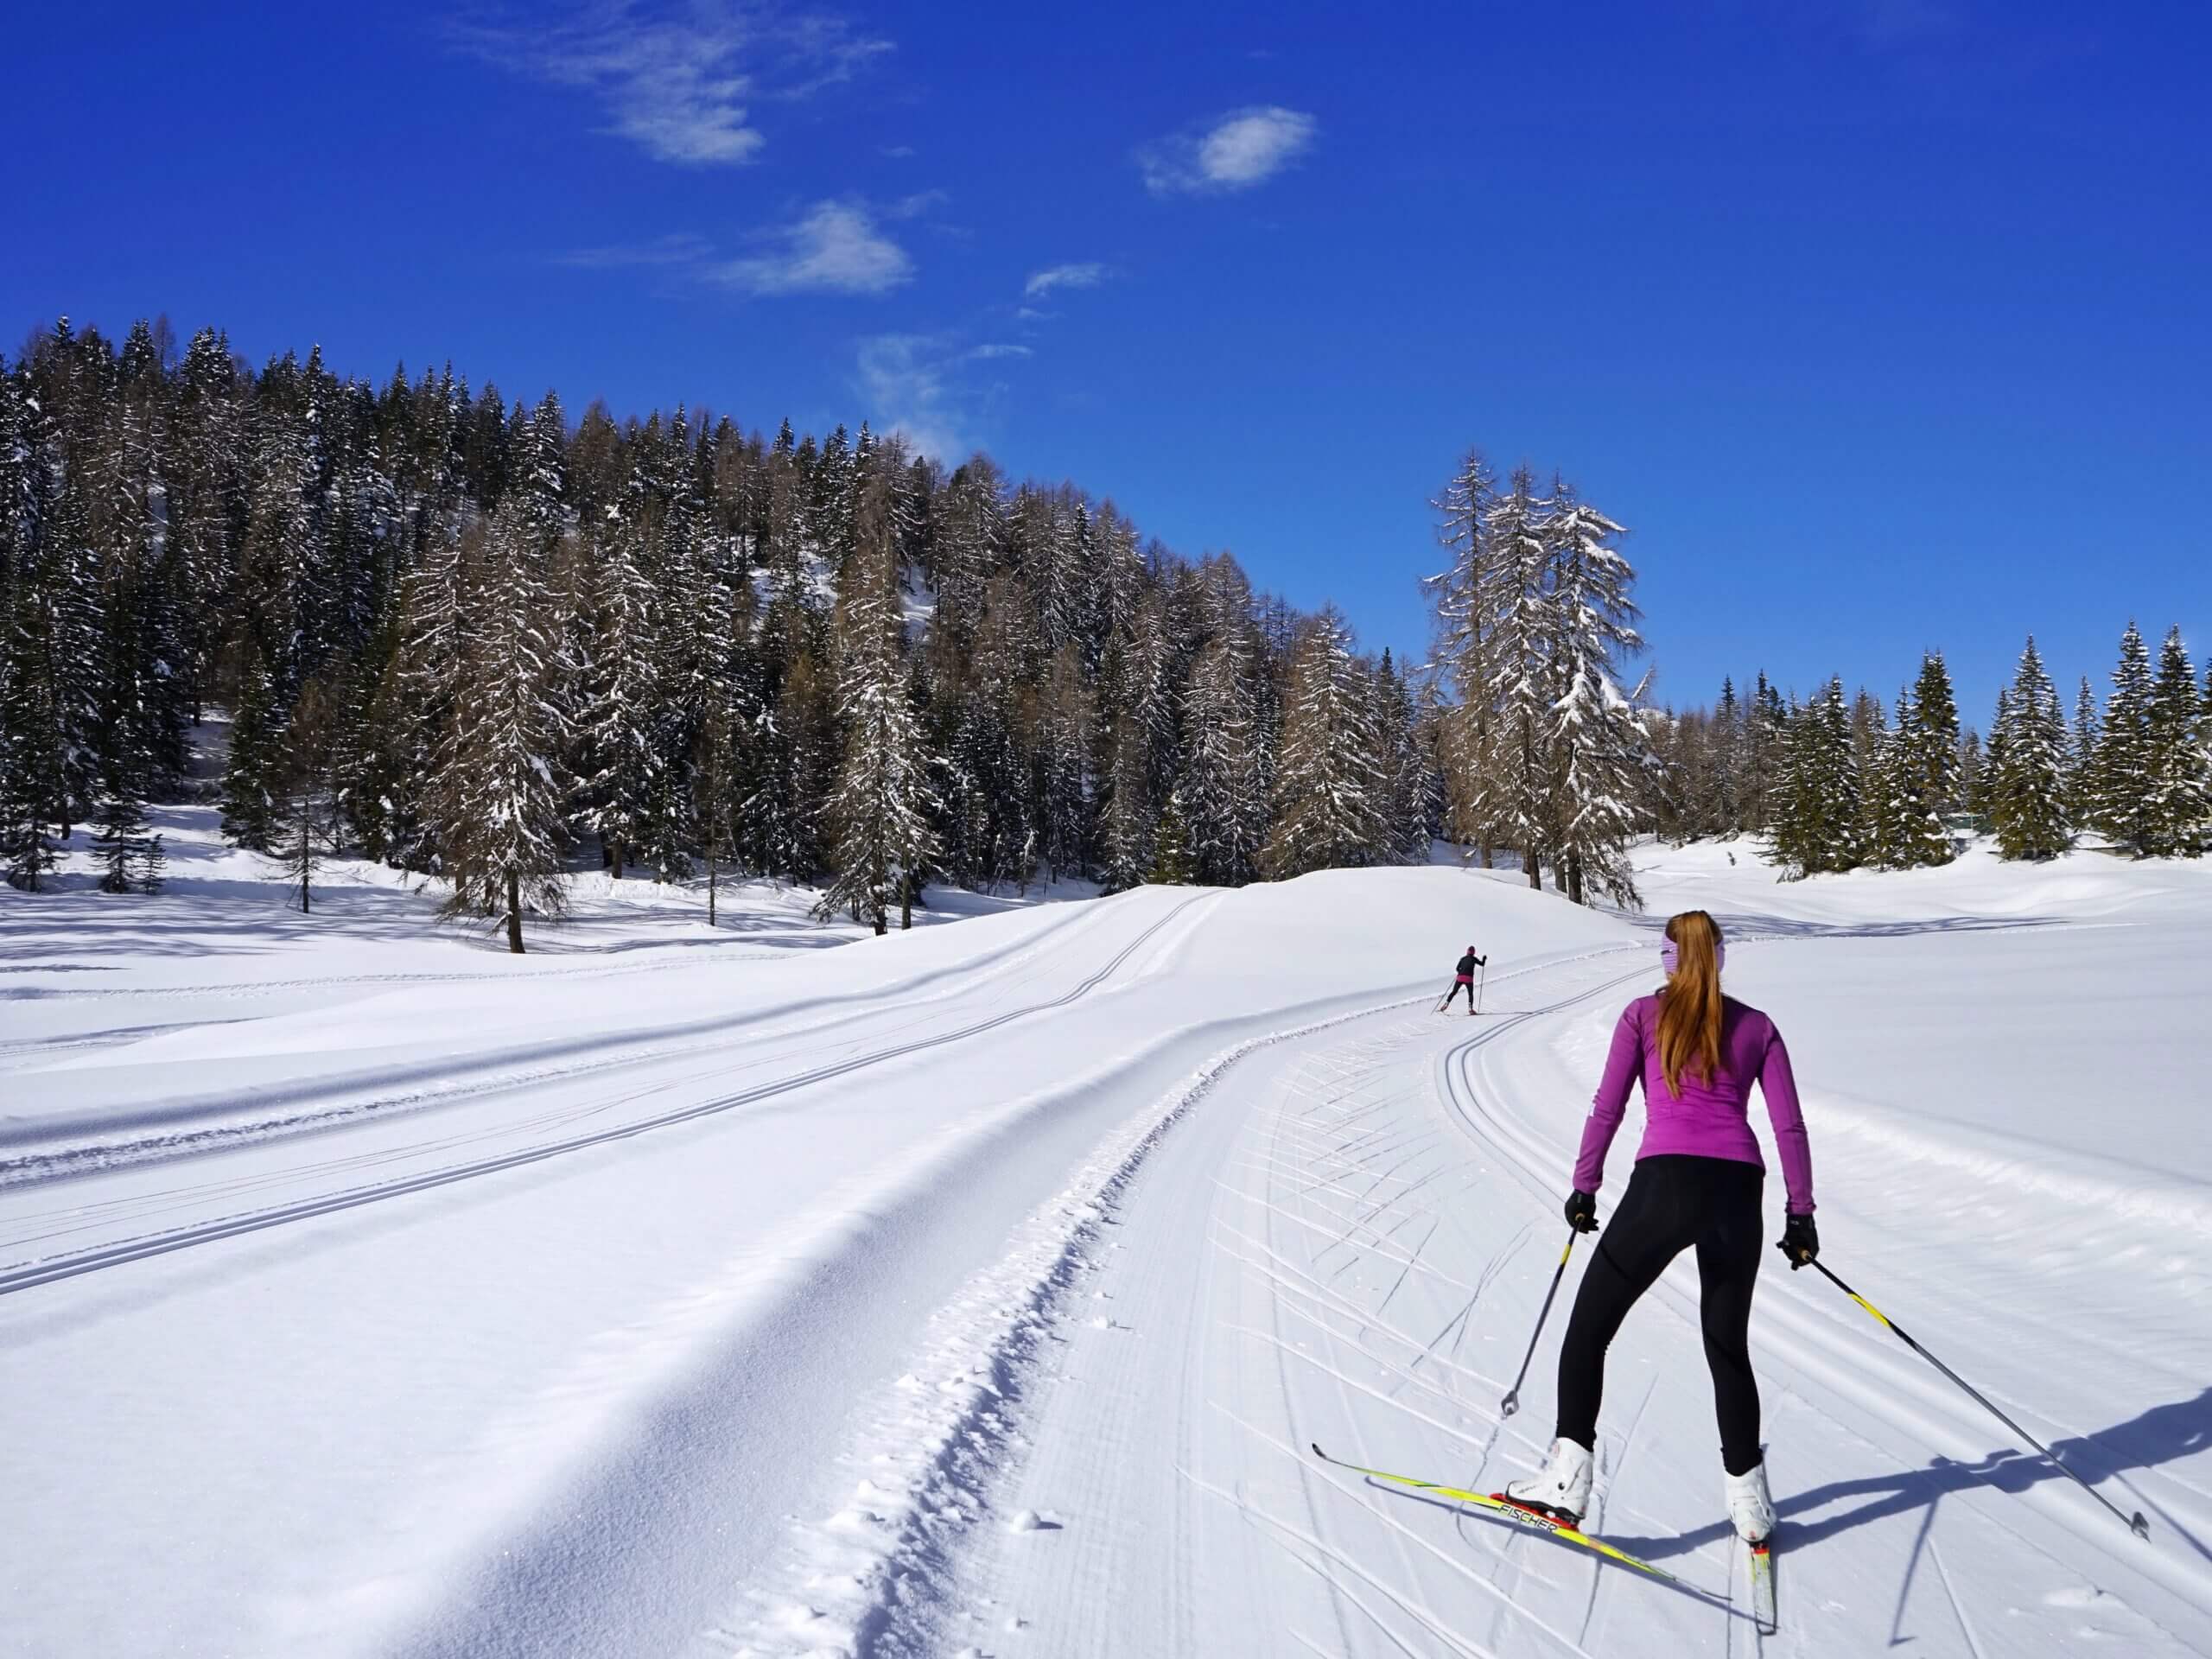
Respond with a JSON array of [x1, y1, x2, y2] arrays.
[[6, 374, 105, 839], [269, 672, 348, 913], [1903, 652, 1961, 862], [2092, 622, 2158, 855], [1541, 486, 1647, 906], [1096, 711, 1154, 894], [1037, 643, 1096, 884], [1771, 679, 1862, 876], [2067, 676, 2102, 827], [88, 736, 156, 894], [1486, 467, 1558, 889], [1375, 648, 1432, 864], [1989, 637, 2069, 861], [434, 504, 572, 954], [1710, 677, 1745, 834], [1864, 688, 1915, 869], [577, 474, 664, 879], [1425, 448, 1500, 861], [817, 464, 939, 934], [1177, 634, 1268, 887], [691, 700, 741, 925], [1260, 608, 1384, 880], [219, 645, 283, 851], [2146, 626, 2209, 856], [1742, 673, 1788, 834]]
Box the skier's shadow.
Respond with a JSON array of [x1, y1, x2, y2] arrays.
[[1602, 1384, 2212, 1565]]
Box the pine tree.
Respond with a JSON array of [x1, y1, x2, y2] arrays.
[[219, 646, 283, 851], [435, 505, 573, 953], [2068, 676, 2102, 827], [817, 461, 939, 932], [577, 475, 664, 878], [1260, 609, 1384, 879], [2145, 627, 2209, 856], [1178, 636, 1267, 887], [1096, 712, 1154, 894], [1771, 680, 1861, 876], [270, 673, 348, 912], [1989, 637, 2069, 861], [2093, 623, 2158, 855], [1542, 488, 1647, 906], [89, 740, 156, 893], [1904, 652, 1961, 861]]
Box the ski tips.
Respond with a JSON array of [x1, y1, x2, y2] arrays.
[[2130, 1512, 2152, 1540]]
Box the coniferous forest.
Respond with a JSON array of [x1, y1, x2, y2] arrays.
[[2, 317, 2207, 947]]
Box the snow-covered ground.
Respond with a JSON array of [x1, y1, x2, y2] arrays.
[[3, 821, 2209, 1656]]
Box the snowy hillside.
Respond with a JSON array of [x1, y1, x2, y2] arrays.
[[3, 832, 2209, 1656]]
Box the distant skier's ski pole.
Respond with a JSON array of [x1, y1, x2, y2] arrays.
[[1500, 1230, 1579, 1418], [1476, 958, 1487, 1014], [1808, 1259, 2149, 1539]]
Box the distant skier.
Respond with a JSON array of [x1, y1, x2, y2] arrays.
[[1441, 944, 1487, 1014], [1504, 910, 1816, 1547]]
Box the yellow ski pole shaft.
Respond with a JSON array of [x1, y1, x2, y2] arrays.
[[1501, 1229, 1579, 1417], [1810, 1258, 2149, 1539]]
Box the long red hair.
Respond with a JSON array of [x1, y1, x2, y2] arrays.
[[1656, 910, 1725, 1096]]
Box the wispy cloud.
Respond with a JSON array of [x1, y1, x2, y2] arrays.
[[711, 200, 913, 296], [967, 343, 1033, 360], [453, 2, 892, 167], [855, 335, 969, 461], [1138, 105, 1317, 196], [555, 232, 715, 269], [1022, 262, 1110, 299]]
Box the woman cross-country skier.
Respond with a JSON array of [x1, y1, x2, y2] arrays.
[[1443, 945, 1486, 1014], [1504, 909, 1818, 1545]]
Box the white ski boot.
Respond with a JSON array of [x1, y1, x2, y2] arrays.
[[1725, 1458, 1776, 1543], [1503, 1438, 1593, 1525]]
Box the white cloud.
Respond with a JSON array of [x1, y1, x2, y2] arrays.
[[967, 343, 1033, 360], [454, 3, 892, 167], [1138, 105, 1317, 196], [1022, 262, 1109, 299], [713, 200, 913, 296], [555, 232, 715, 269], [855, 335, 968, 461]]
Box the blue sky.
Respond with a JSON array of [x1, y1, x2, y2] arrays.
[[3, 1, 2206, 721]]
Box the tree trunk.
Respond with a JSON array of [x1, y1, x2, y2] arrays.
[[1567, 850, 1584, 906], [505, 868, 524, 954], [1525, 842, 1541, 890], [899, 874, 912, 931], [706, 847, 717, 927]]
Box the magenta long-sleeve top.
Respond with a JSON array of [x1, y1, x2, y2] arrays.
[[1572, 994, 1816, 1215]]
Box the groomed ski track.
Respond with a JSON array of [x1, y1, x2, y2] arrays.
[[4, 861, 2210, 1656]]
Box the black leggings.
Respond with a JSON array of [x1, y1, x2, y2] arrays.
[[1555, 1154, 1767, 1476], [1446, 979, 1476, 1009]]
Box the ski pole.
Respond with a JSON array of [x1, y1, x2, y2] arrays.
[[1476, 958, 1488, 1014], [1808, 1258, 2149, 1539], [1500, 1230, 1580, 1417]]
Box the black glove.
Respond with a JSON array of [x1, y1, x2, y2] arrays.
[[1777, 1212, 1819, 1269], [1477, 956, 1488, 967], [1564, 1190, 1599, 1233]]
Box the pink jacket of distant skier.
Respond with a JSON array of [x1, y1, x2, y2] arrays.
[[1572, 994, 1815, 1215]]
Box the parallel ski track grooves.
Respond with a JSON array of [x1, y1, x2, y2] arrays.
[[0, 893, 1217, 1298]]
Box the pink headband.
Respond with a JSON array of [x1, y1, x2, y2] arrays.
[[1662, 938, 1725, 976]]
